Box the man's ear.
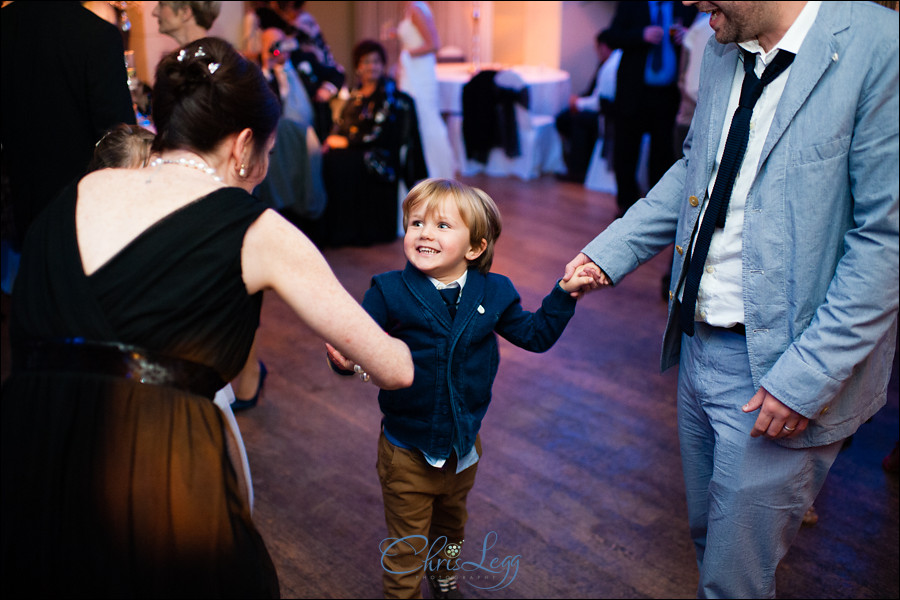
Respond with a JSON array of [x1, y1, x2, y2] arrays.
[[466, 238, 488, 261]]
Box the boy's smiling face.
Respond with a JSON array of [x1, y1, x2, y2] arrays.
[[404, 196, 486, 284]]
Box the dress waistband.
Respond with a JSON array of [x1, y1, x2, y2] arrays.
[[19, 339, 226, 399]]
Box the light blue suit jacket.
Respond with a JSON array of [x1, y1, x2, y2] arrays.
[[583, 1, 899, 448]]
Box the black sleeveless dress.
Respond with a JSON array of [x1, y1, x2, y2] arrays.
[[1, 185, 279, 598]]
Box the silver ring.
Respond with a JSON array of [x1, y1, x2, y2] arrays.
[[783, 425, 795, 432]]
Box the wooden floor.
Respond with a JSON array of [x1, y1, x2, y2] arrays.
[[2, 174, 897, 599]]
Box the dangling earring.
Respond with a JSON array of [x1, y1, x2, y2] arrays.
[[239, 164, 247, 178]]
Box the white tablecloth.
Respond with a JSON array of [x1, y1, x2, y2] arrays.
[[436, 63, 571, 116]]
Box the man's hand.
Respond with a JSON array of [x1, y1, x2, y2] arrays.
[[743, 387, 809, 439]]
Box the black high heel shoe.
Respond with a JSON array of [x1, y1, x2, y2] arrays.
[[232, 361, 267, 412]]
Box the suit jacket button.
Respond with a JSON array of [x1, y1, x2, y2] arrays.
[[689, 195, 699, 207]]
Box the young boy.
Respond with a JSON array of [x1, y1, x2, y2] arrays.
[[328, 178, 594, 599]]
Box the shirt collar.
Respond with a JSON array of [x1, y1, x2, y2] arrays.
[[739, 1, 821, 63], [430, 269, 468, 290]]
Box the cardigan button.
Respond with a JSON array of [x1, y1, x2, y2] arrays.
[[689, 195, 699, 207], [675, 245, 684, 255]]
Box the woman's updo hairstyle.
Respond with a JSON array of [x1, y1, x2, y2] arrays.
[[152, 37, 280, 164]]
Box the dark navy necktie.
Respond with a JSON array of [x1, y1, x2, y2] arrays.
[[679, 48, 795, 336], [439, 286, 460, 318]]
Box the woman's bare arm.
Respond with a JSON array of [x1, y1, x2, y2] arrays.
[[241, 210, 414, 390]]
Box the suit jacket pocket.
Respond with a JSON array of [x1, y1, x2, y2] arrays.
[[792, 134, 850, 166]]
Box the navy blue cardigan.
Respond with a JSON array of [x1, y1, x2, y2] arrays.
[[363, 262, 577, 461]]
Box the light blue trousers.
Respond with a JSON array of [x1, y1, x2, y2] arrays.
[[677, 323, 843, 599]]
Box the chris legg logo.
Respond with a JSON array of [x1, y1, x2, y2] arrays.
[[380, 531, 520, 590]]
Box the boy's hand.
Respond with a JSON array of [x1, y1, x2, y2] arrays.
[[562, 253, 610, 297], [559, 264, 607, 296], [326, 343, 384, 386], [325, 342, 355, 374]]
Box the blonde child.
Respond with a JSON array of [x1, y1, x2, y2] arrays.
[[328, 178, 594, 599]]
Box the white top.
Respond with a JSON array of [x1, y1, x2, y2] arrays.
[[396, 2, 456, 178], [575, 49, 622, 113], [687, 1, 822, 328], [397, 1, 430, 53]]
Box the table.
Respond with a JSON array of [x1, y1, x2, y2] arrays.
[[437, 63, 570, 179], [436, 63, 571, 116]]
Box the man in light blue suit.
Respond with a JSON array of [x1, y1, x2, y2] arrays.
[[564, 2, 898, 597]]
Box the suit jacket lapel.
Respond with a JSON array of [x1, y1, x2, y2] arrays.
[[695, 42, 740, 217], [400, 263, 488, 333], [456, 268, 485, 321], [402, 262, 453, 327], [757, 2, 847, 178]]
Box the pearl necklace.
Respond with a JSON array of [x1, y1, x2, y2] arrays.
[[149, 156, 223, 183]]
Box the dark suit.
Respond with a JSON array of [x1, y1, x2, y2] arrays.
[[605, 1, 696, 214], [1, 1, 136, 250], [365, 263, 577, 459]]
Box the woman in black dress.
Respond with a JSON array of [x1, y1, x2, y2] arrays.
[[0, 37, 413, 598], [320, 39, 428, 247]]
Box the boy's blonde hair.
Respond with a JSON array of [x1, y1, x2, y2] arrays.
[[88, 124, 155, 172], [402, 178, 502, 274]]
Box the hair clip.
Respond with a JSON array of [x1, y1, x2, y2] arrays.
[[177, 49, 187, 62], [208, 62, 220, 75], [194, 46, 207, 58]]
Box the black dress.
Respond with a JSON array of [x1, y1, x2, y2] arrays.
[[1, 185, 279, 598], [320, 77, 427, 248]]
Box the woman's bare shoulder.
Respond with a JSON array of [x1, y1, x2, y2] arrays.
[[79, 166, 222, 208]]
